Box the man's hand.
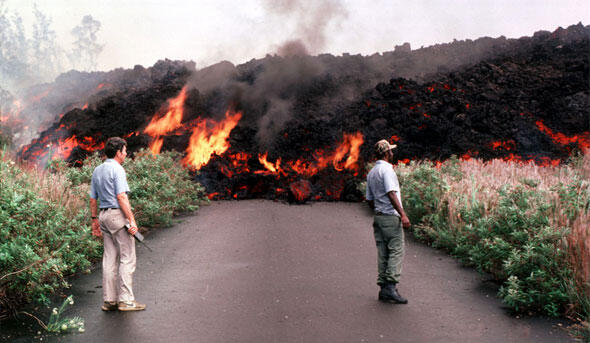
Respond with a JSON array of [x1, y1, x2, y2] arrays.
[[91, 219, 102, 237], [401, 214, 411, 229], [127, 225, 138, 235]]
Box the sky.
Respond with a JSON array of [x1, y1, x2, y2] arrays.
[[5, 0, 590, 72]]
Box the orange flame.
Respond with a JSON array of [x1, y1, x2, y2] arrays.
[[55, 136, 78, 160], [287, 159, 318, 177], [52, 135, 105, 160], [145, 87, 188, 137], [182, 110, 242, 169], [150, 137, 164, 155], [259, 152, 281, 173], [285, 132, 364, 177], [145, 86, 188, 154], [331, 132, 364, 172]]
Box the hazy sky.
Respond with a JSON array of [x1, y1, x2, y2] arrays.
[[6, 0, 590, 72]]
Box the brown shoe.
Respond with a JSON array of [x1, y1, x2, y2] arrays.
[[118, 300, 146, 311], [101, 301, 118, 311]]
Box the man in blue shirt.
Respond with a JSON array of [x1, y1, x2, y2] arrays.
[[366, 139, 411, 304], [90, 137, 146, 311]]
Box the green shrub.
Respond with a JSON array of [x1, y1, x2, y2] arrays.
[[398, 161, 448, 224], [380, 157, 587, 319], [66, 149, 208, 227], [1, 147, 207, 317], [0, 157, 100, 309]]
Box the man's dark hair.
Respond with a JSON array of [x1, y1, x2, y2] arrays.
[[104, 137, 127, 158]]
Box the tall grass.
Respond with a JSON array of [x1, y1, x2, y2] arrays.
[[379, 152, 589, 332]]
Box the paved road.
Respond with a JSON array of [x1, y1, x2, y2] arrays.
[[1, 201, 572, 342]]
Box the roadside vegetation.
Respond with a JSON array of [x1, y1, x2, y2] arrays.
[[0, 148, 207, 320], [361, 152, 589, 339]]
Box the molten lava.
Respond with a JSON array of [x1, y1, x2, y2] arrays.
[[536, 120, 590, 151], [290, 180, 312, 202], [490, 140, 515, 151]]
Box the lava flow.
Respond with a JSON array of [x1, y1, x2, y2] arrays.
[[198, 130, 365, 201], [536, 120, 590, 152]]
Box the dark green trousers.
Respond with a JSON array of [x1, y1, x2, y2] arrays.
[[373, 214, 404, 285]]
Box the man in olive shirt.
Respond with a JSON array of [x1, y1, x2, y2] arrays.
[[90, 137, 146, 311], [366, 139, 411, 304]]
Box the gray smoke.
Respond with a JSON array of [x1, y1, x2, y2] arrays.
[[188, 47, 328, 148], [263, 0, 349, 55], [187, 1, 349, 147], [276, 40, 309, 57]]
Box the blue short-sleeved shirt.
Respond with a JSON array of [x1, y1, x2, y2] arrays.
[[89, 159, 130, 208], [366, 160, 402, 217]]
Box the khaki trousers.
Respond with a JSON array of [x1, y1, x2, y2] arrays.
[[373, 214, 404, 285], [99, 208, 136, 302]]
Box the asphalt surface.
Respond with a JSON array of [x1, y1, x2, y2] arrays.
[[1, 201, 573, 342]]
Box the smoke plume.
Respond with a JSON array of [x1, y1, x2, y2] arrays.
[[263, 0, 349, 55]]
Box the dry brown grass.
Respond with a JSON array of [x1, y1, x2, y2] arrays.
[[439, 152, 590, 314], [568, 212, 590, 295], [11, 160, 88, 217]]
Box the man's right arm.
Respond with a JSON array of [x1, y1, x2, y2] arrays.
[[387, 191, 411, 228]]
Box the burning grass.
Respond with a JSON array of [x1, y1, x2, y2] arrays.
[[383, 152, 589, 335]]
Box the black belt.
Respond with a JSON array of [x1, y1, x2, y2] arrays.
[[375, 212, 393, 216], [100, 208, 119, 212]]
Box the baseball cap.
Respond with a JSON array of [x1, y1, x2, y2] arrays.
[[375, 139, 397, 154]]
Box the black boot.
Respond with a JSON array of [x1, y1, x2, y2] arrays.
[[379, 283, 408, 304]]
